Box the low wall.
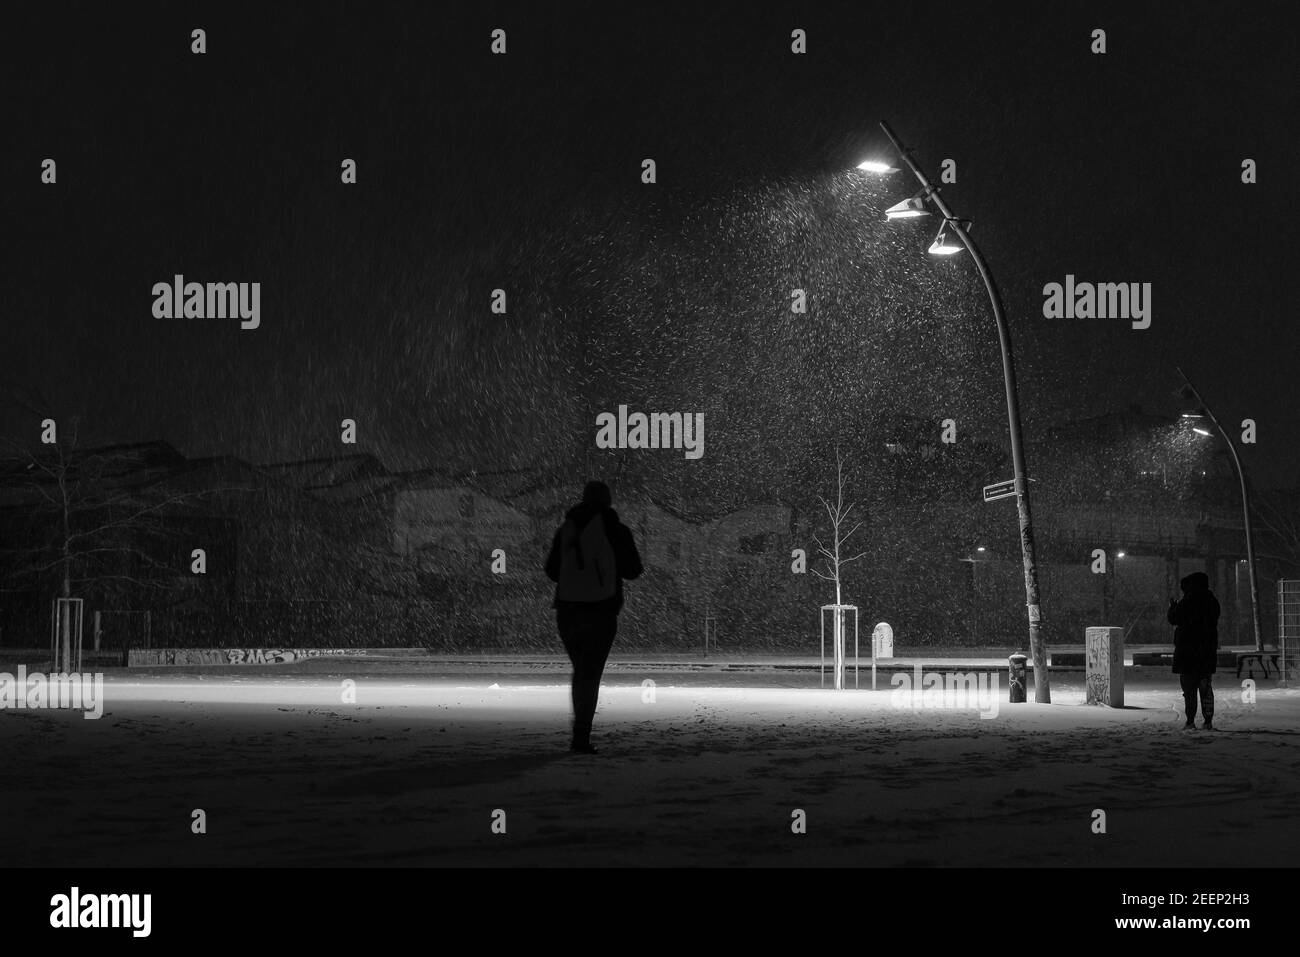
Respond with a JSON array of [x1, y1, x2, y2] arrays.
[[127, 647, 388, 667]]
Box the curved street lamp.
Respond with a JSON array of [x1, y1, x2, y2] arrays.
[[859, 120, 1050, 703], [1177, 368, 1264, 652]]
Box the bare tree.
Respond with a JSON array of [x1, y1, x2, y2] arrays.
[[0, 416, 245, 661], [811, 447, 868, 606], [811, 447, 867, 687], [1255, 489, 1300, 575]]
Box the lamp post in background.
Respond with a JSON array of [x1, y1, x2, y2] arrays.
[[1177, 367, 1263, 652], [858, 120, 1050, 702]]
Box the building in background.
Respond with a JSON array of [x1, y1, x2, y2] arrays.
[[0, 409, 1275, 652]]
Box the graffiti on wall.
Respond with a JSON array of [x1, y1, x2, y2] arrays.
[[225, 648, 360, 664]]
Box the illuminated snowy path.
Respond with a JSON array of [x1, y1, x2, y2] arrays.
[[2, 674, 1296, 867]]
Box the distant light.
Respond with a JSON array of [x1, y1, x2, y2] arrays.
[[1192, 427, 1212, 437], [1239, 559, 1248, 564], [1117, 551, 1126, 558], [884, 196, 930, 220], [976, 546, 986, 552], [1180, 413, 1204, 419], [856, 160, 899, 174], [928, 222, 962, 256]]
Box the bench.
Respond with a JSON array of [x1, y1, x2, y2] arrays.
[[1132, 652, 1173, 666], [1236, 651, 1282, 679]]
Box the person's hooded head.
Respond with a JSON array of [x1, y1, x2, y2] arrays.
[[581, 480, 612, 509], [566, 479, 614, 529], [1180, 571, 1210, 594]]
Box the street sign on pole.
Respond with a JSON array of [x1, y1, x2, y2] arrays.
[[983, 479, 1016, 503]]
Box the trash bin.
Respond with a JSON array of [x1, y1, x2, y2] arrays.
[[1008, 653, 1028, 703]]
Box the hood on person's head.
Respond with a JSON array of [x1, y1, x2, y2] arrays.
[[581, 480, 612, 509], [1180, 571, 1210, 593], [565, 480, 615, 529]]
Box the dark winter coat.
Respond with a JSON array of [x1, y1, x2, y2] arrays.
[[1167, 571, 1220, 675], [544, 503, 644, 615]]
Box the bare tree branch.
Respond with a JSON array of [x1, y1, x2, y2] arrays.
[[66, 489, 237, 543], [0, 433, 257, 614], [813, 444, 871, 610], [68, 573, 190, 591], [817, 496, 836, 526]]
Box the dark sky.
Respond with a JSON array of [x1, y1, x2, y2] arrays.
[[3, 1, 1297, 488]]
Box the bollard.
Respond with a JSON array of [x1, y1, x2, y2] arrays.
[[1008, 653, 1028, 703]]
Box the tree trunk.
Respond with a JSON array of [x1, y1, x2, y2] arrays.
[[60, 484, 72, 672], [60, 564, 72, 670], [834, 572, 843, 690]]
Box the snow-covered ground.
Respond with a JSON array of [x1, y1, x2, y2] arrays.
[[2, 671, 1297, 866]]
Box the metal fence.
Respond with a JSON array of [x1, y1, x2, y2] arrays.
[[1279, 580, 1299, 683]]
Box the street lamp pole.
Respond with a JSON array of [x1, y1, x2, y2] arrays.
[[878, 120, 1050, 702], [1177, 366, 1264, 652]]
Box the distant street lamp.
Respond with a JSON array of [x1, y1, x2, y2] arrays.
[[1177, 368, 1264, 652], [858, 120, 1050, 703]]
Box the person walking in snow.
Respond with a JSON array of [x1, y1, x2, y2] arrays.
[[544, 480, 643, 754], [1167, 571, 1220, 730]]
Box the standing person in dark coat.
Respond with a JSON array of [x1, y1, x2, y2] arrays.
[[1167, 571, 1220, 730], [544, 480, 643, 754]]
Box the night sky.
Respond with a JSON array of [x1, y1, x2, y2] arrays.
[[4, 2, 1297, 489]]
